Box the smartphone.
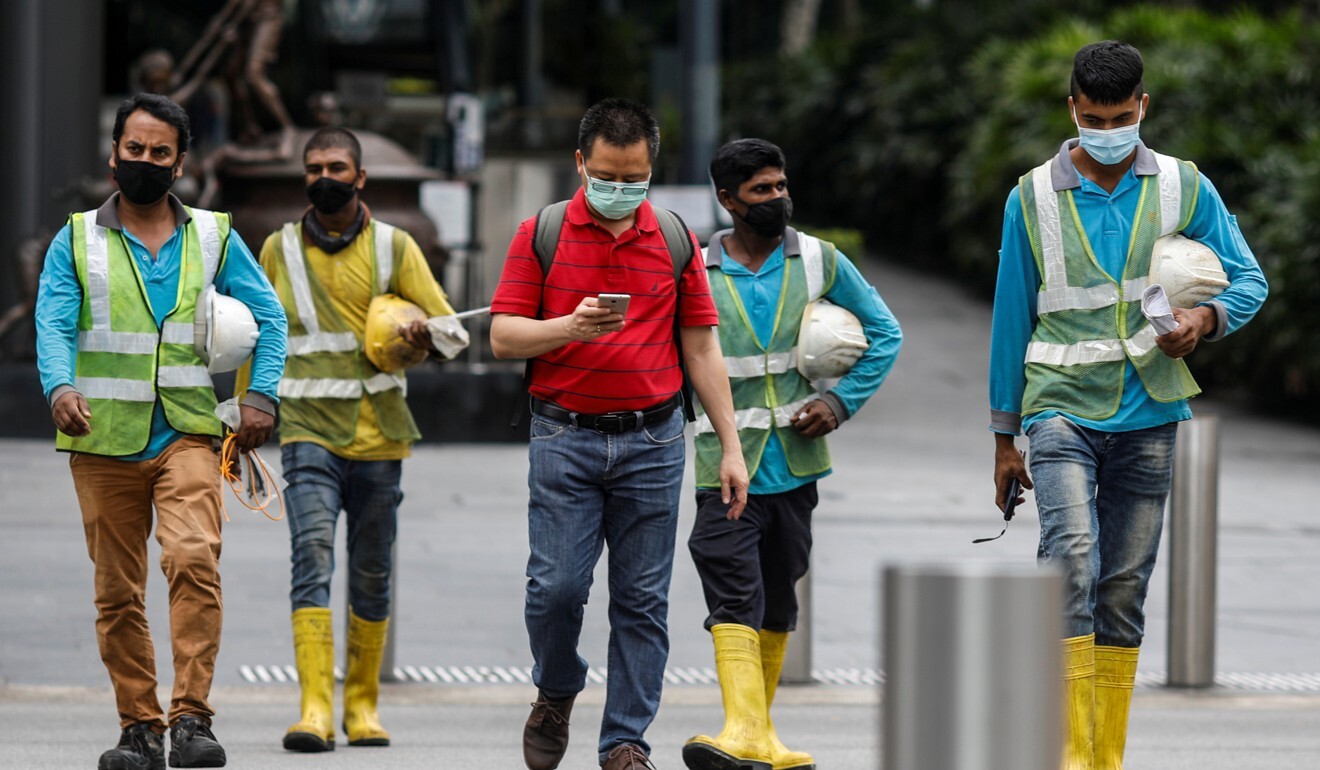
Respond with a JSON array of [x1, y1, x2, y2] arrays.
[[596, 293, 631, 318], [1003, 476, 1023, 519]]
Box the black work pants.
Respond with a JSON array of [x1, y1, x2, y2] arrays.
[[687, 482, 817, 632]]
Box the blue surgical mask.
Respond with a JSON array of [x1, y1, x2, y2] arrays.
[[1074, 103, 1144, 165], [582, 169, 650, 220]]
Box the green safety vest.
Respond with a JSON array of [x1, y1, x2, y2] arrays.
[[266, 219, 420, 445], [58, 207, 228, 455], [1018, 151, 1202, 420], [694, 229, 837, 488]]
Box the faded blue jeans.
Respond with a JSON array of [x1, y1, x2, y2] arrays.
[[281, 441, 402, 621], [1027, 417, 1178, 648], [524, 407, 686, 761]]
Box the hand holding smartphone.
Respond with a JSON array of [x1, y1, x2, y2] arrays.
[[596, 293, 631, 318]]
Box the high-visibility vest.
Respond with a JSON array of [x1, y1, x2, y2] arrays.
[[57, 207, 227, 455], [1018, 151, 1202, 420], [265, 219, 420, 445], [693, 230, 837, 487]]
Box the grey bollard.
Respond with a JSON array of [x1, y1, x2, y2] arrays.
[[780, 569, 813, 684], [882, 563, 1063, 770], [1167, 415, 1220, 688]]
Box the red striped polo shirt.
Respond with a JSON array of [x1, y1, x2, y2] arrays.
[[491, 189, 719, 414]]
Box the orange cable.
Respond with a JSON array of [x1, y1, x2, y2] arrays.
[[220, 432, 285, 522]]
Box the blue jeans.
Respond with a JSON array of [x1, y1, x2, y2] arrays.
[[524, 407, 686, 760], [281, 442, 402, 621], [1027, 417, 1177, 648]]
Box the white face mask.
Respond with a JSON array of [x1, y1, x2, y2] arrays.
[[1073, 102, 1144, 165]]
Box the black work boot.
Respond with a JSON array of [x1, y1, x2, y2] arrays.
[[99, 723, 165, 770], [523, 691, 576, 770], [168, 716, 226, 768]]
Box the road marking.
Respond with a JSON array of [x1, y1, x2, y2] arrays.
[[235, 665, 1320, 693]]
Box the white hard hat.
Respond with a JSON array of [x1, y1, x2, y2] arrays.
[[194, 285, 259, 374], [797, 299, 868, 381], [365, 294, 429, 373], [1152, 234, 1229, 309]]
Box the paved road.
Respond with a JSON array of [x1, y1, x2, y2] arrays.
[[3, 255, 1318, 767]]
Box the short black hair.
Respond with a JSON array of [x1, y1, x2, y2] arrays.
[[112, 93, 191, 155], [709, 139, 787, 197], [578, 98, 660, 161], [303, 127, 363, 169], [1070, 41, 1144, 105]]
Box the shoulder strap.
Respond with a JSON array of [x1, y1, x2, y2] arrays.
[[653, 206, 698, 422], [532, 201, 570, 278]]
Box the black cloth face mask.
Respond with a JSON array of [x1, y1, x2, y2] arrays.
[[306, 177, 359, 215], [114, 159, 177, 205], [734, 196, 793, 239]]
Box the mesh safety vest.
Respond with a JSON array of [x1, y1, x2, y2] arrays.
[[58, 207, 228, 455], [694, 231, 837, 487], [266, 219, 420, 445], [1018, 152, 1202, 420]]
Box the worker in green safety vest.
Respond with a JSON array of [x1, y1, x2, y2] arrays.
[[683, 138, 903, 770], [988, 42, 1269, 770], [35, 92, 288, 770]]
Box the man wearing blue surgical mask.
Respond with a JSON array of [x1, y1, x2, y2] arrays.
[[987, 41, 1268, 770], [491, 98, 747, 770]]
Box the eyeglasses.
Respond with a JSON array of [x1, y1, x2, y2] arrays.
[[583, 172, 650, 196]]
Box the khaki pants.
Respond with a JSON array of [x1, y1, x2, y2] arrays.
[[70, 436, 224, 729]]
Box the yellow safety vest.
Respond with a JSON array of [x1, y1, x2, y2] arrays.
[[265, 220, 420, 445], [58, 207, 228, 455]]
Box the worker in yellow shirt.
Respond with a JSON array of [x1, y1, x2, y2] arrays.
[[237, 127, 466, 753]]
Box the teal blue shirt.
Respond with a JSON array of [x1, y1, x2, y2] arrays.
[[714, 230, 902, 494]]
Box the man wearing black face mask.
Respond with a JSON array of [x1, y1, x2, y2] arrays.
[[35, 92, 288, 769], [237, 126, 464, 753], [681, 139, 902, 770]]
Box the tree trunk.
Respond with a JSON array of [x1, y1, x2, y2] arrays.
[[780, 0, 824, 56]]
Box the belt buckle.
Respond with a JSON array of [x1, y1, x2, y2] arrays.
[[593, 413, 628, 433]]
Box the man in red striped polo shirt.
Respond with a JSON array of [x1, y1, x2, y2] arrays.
[[491, 98, 747, 770]]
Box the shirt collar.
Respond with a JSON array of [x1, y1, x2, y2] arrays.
[[94, 192, 191, 232], [564, 186, 658, 232], [703, 226, 801, 269], [1050, 137, 1161, 191]]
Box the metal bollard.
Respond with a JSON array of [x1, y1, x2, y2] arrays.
[[882, 563, 1063, 770], [1167, 414, 1220, 688], [780, 569, 813, 684]]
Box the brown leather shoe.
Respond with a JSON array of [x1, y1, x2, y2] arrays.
[[601, 743, 656, 769], [523, 691, 576, 770]]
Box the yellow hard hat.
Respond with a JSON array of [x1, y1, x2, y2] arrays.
[[364, 294, 428, 373]]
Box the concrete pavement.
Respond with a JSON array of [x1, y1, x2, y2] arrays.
[[2, 254, 1319, 767]]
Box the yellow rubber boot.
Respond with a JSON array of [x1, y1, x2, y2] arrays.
[[1094, 646, 1139, 770], [758, 630, 815, 770], [284, 608, 336, 752], [343, 612, 390, 746], [1061, 634, 1096, 770], [682, 624, 773, 770]]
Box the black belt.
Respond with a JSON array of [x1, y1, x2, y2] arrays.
[[530, 394, 681, 433]]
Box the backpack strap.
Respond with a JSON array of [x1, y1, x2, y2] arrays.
[[532, 200, 570, 280], [653, 207, 698, 421]]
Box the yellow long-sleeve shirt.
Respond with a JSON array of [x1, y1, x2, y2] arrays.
[[239, 216, 454, 460]]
